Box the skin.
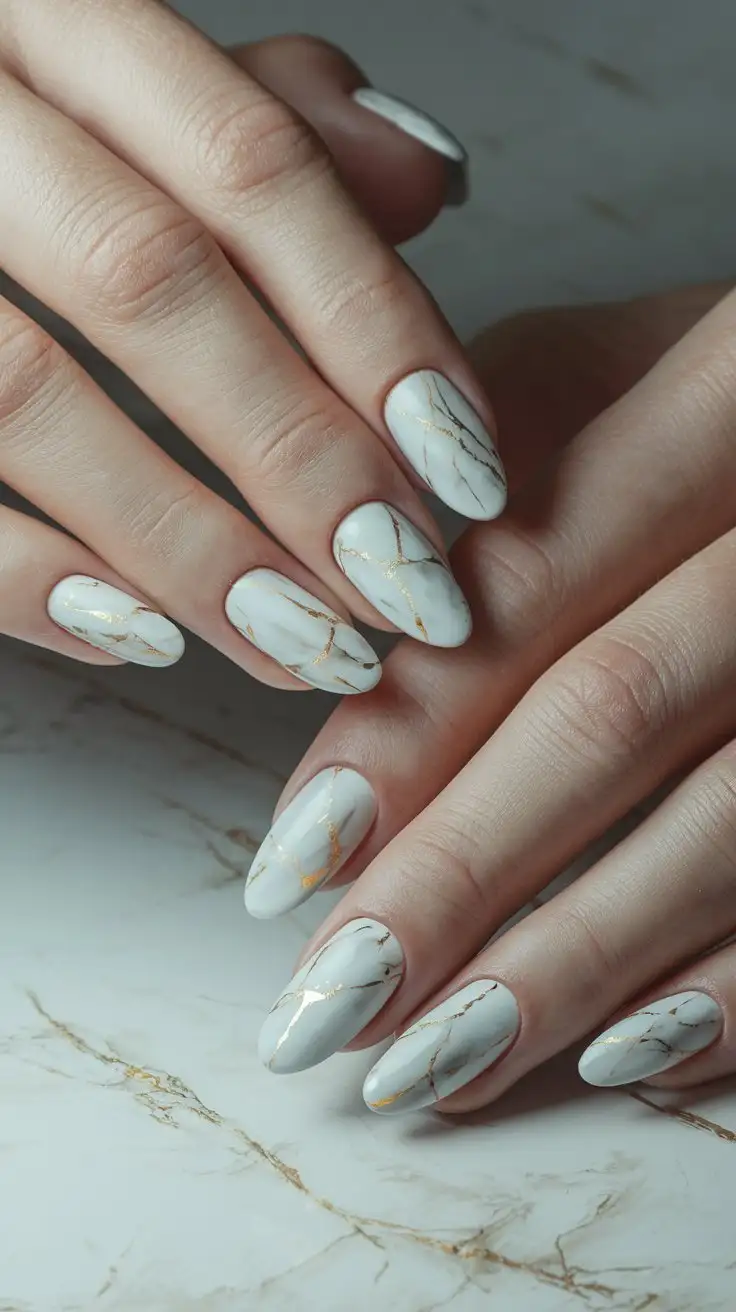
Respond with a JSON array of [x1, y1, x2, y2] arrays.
[[0, 5, 482, 678], [280, 280, 736, 1104]]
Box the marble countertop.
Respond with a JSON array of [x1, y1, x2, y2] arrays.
[[3, 2, 736, 1309]]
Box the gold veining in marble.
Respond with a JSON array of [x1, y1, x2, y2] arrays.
[[336, 506, 446, 641], [394, 375, 506, 512]]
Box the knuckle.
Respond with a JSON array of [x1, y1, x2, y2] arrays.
[[403, 819, 492, 926], [121, 482, 205, 560], [685, 755, 736, 871], [538, 635, 678, 767], [0, 312, 73, 432], [454, 526, 561, 653], [558, 899, 622, 998], [75, 201, 218, 324], [310, 256, 406, 341], [191, 89, 329, 205], [233, 394, 343, 495]]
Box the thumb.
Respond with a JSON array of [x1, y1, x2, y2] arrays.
[[228, 35, 465, 246], [468, 282, 732, 493]]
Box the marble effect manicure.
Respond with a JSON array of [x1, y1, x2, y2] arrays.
[[245, 767, 377, 920], [258, 918, 404, 1074], [225, 570, 381, 694], [351, 88, 466, 163], [578, 991, 723, 1088], [385, 371, 507, 520], [333, 502, 471, 647], [47, 575, 184, 667], [363, 979, 519, 1114]]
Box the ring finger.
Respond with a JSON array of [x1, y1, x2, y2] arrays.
[[0, 71, 475, 655], [0, 293, 382, 690], [362, 733, 736, 1113], [254, 527, 736, 1076]]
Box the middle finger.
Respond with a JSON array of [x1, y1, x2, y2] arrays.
[[257, 526, 736, 1071], [0, 70, 471, 645]]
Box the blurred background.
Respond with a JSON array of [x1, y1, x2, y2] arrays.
[[173, 0, 735, 336]]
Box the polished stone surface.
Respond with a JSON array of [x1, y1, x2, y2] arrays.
[[3, 1, 736, 1308], [3, 640, 736, 1311]]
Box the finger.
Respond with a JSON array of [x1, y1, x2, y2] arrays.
[[228, 36, 454, 243], [255, 526, 736, 1071], [363, 733, 736, 1115], [4, 0, 505, 522], [589, 943, 735, 1092], [247, 285, 736, 911], [468, 281, 734, 493], [0, 503, 183, 666], [0, 294, 380, 693], [0, 71, 472, 645]]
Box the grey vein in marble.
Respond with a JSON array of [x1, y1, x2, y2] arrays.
[[47, 575, 184, 667], [333, 502, 472, 647], [579, 991, 723, 1087], [385, 371, 507, 520], [364, 979, 519, 1114], [245, 767, 377, 919], [225, 569, 381, 694], [259, 918, 404, 1074]]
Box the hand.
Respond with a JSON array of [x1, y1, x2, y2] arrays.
[[0, 4, 504, 685], [247, 280, 736, 1108]]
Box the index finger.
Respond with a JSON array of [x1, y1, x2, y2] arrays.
[[3, 0, 506, 521]]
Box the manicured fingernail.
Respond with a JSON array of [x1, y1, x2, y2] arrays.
[[259, 918, 404, 1074], [363, 979, 519, 1114], [351, 88, 466, 163], [333, 502, 472, 647], [245, 767, 377, 920], [385, 371, 507, 521], [47, 575, 184, 667], [225, 569, 381, 694], [578, 991, 723, 1088]]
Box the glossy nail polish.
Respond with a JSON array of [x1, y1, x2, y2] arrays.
[[333, 502, 472, 647], [259, 918, 403, 1074], [363, 979, 519, 1114], [578, 991, 723, 1088], [47, 575, 184, 667], [352, 88, 466, 163], [226, 570, 381, 694], [385, 371, 507, 520], [245, 767, 377, 919]]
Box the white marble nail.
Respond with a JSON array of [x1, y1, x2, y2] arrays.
[[259, 918, 404, 1074], [333, 502, 471, 647], [363, 979, 519, 1114], [245, 767, 377, 920], [385, 371, 507, 521], [578, 991, 723, 1088], [225, 570, 381, 694], [352, 88, 466, 163], [47, 575, 184, 667]]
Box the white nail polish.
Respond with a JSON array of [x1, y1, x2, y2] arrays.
[[363, 979, 519, 1114], [578, 991, 723, 1088], [352, 88, 466, 163], [385, 371, 507, 521], [245, 768, 377, 920], [47, 575, 184, 667], [225, 570, 381, 694], [333, 502, 472, 648], [259, 918, 403, 1074]]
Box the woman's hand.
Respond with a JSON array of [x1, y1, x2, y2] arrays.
[[247, 280, 736, 1107], [0, 2, 504, 685]]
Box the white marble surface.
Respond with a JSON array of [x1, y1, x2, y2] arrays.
[[3, 1, 736, 1309]]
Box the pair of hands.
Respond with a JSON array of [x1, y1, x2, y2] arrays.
[[3, 1, 735, 1113], [257, 279, 736, 1112]]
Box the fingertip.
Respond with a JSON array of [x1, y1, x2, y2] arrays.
[[229, 35, 455, 244]]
